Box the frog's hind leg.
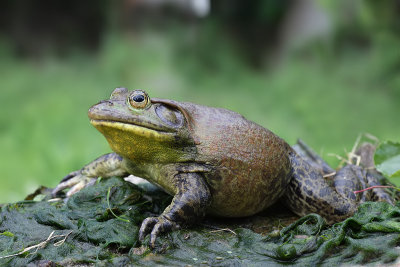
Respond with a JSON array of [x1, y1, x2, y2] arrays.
[[292, 139, 335, 176], [364, 170, 394, 204], [329, 142, 393, 204], [283, 151, 393, 224]]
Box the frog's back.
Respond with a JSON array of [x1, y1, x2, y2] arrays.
[[179, 102, 293, 217]]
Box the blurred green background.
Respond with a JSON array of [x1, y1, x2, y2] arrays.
[[1, 0, 399, 203]]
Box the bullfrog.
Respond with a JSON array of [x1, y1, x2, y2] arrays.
[[52, 88, 392, 247]]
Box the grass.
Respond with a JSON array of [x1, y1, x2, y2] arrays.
[[0, 30, 399, 203]]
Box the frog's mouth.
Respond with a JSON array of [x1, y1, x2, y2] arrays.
[[90, 119, 177, 140]]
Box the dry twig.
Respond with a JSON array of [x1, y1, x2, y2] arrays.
[[0, 230, 72, 260]]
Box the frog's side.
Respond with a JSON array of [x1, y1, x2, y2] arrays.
[[53, 88, 393, 247]]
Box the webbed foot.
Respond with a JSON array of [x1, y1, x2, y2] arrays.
[[139, 216, 180, 248]]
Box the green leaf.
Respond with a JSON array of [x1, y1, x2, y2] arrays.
[[374, 141, 400, 178]]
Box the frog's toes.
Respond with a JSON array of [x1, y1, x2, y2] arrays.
[[139, 216, 180, 248], [66, 177, 97, 197], [139, 217, 158, 241], [59, 170, 81, 183], [52, 173, 95, 197]]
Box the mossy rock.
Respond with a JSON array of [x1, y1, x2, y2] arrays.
[[1, 177, 400, 266]]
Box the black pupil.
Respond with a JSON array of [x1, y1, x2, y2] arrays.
[[132, 95, 145, 102]]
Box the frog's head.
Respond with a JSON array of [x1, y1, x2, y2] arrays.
[[88, 88, 196, 163]]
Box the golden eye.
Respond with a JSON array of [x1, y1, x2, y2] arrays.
[[128, 90, 150, 109]]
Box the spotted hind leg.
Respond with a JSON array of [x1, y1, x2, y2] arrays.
[[283, 151, 393, 224]]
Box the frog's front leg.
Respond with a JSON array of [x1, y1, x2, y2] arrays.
[[139, 172, 211, 248], [52, 153, 128, 197]]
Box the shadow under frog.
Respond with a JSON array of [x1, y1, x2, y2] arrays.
[[52, 88, 393, 248]]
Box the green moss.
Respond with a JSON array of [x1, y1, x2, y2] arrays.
[[0, 177, 400, 265]]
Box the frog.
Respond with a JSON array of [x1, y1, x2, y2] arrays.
[[52, 88, 393, 248]]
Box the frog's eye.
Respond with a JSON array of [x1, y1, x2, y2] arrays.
[[128, 90, 150, 109]]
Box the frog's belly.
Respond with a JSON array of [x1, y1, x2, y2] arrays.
[[205, 170, 291, 217]]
